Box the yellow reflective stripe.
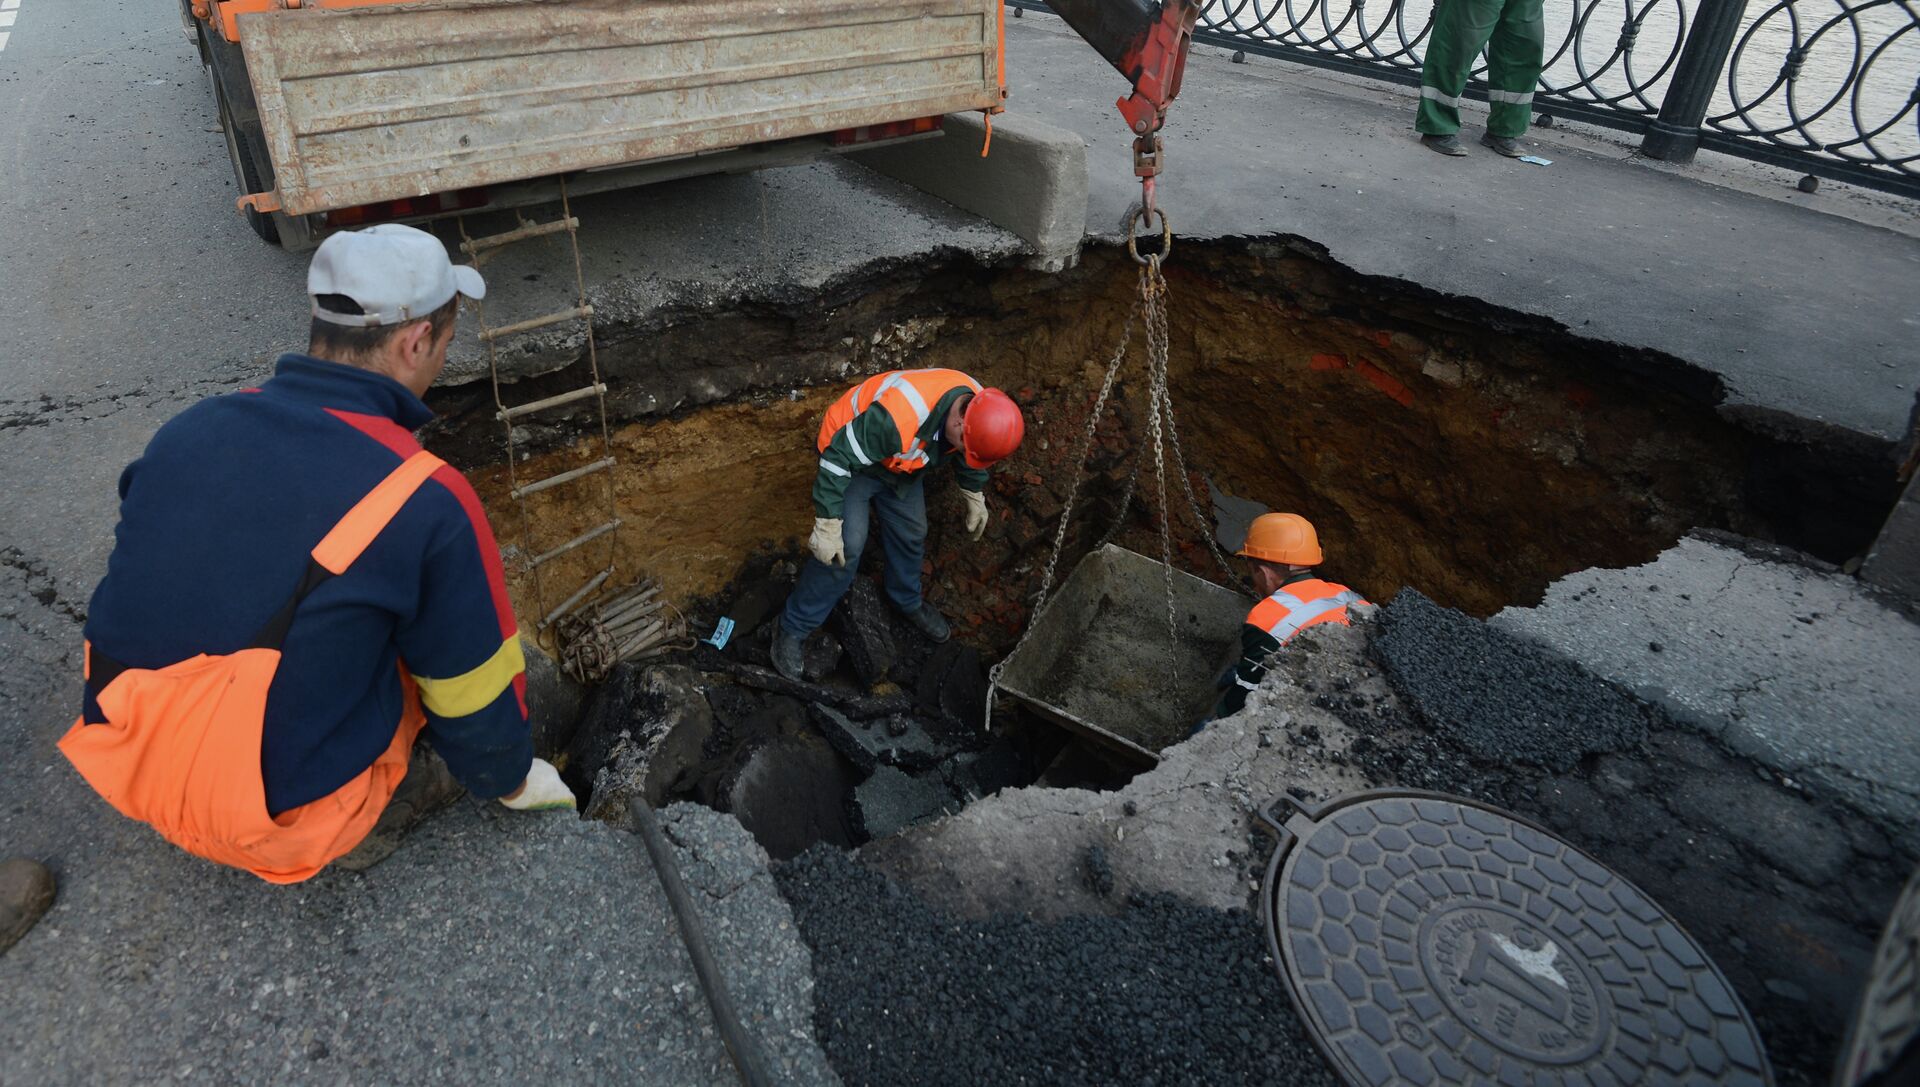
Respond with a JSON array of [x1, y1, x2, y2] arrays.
[[413, 635, 526, 718]]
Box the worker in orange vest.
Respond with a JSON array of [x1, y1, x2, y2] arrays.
[[1211, 513, 1369, 720], [773, 369, 1026, 680], [62, 226, 575, 885]]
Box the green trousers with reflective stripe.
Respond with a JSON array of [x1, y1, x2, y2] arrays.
[[1415, 0, 1545, 138]]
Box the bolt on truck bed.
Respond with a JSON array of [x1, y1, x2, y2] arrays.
[[190, 0, 1006, 245]]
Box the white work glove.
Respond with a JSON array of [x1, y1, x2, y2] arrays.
[[499, 758, 576, 812], [962, 489, 989, 540], [810, 517, 846, 567]]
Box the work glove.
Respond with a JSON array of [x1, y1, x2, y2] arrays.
[[499, 758, 576, 812], [962, 489, 989, 540], [810, 517, 846, 567]]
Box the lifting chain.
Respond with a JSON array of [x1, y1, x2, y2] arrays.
[[982, 209, 1247, 728]]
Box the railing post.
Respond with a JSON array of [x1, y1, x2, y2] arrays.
[[1641, 0, 1750, 162]]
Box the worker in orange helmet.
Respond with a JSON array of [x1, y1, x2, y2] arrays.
[[773, 369, 1025, 680], [1209, 513, 1370, 721]]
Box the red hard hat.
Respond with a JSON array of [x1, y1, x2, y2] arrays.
[[962, 388, 1025, 469]]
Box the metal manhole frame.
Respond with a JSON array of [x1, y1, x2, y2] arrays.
[[1255, 788, 1775, 1087]]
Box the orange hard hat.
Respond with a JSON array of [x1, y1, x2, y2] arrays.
[[1237, 513, 1323, 566], [962, 388, 1025, 469]]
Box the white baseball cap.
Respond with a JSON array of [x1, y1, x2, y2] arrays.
[[308, 223, 486, 327]]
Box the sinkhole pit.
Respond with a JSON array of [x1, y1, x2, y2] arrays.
[[436, 237, 1906, 860]]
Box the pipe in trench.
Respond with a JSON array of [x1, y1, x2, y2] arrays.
[[629, 798, 777, 1087]]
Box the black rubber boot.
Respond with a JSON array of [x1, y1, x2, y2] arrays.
[[1479, 132, 1524, 158], [902, 603, 951, 644], [771, 627, 807, 681], [1421, 133, 1468, 157], [0, 858, 55, 956], [333, 745, 464, 873]]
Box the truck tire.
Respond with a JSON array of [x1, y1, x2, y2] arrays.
[[202, 26, 312, 248], [215, 83, 282, 246]]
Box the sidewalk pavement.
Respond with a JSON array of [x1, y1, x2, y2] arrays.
[[1002, 13, 1920, 444]]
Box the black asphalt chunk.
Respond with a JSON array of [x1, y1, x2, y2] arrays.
[[1374, 589, 1650, 771], [775, 846, 1337, 1087], [832, 576, 897, 685]]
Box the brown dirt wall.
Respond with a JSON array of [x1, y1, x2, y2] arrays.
[[462, 240, 1872, 644]]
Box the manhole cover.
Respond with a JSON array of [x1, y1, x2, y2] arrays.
[[1834, 864, 1920, 1087], [1259, 791, 1772, 1086]]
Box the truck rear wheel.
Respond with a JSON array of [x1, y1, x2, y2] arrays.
[[215, 86, 281, 247], [203, 24, 313, 248]]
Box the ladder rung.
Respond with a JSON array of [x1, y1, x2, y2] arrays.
[[479, 305, 593, 342], [540, 567, 612, 631], [499, 383, 607, 421], [511, 457, 615, 500], [460, 217, 578, 254], [530, 518, 622, 568]]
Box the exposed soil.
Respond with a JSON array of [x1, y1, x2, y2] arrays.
[[458, 238, 1899, 648], [440, 237, 1909, 1086], [450, 230, 1906, 875]]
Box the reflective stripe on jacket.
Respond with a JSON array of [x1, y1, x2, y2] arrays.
[[60, 452, 445, 883], [810, 368, 989, 518], [1215, 577, 1366, 718], [1246, 579, 1365, 646], [817, 368, 980, 473]]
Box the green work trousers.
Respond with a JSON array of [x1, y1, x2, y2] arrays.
[[1415, 0, 1546, 138]]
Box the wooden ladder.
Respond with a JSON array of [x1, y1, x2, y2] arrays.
[[457, 179, 621, 644]]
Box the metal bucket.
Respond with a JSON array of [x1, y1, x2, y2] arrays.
[[993, 544, 1250, 763]]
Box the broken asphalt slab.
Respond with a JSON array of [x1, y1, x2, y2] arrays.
[[1491, 532, 1920, 845], [810, 703, 960, 775]]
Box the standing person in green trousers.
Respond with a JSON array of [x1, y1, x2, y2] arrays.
[[1415, 0, 1545, 157]]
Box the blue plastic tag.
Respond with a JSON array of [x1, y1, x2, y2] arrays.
[[705, 617, 736, 650], [1518, 155, 1553, 166]]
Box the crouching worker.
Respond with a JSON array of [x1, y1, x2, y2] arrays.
[[1210, 514, 1369, 721], [61, 225, 574, 885], [773, 369, 1025, 680]]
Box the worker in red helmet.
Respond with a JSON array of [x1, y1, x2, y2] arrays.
[[773, 369, 1025, 680], [1209, 513, 1369, 722]]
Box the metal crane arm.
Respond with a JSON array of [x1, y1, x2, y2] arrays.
[[1040, 0, 1199, 213]]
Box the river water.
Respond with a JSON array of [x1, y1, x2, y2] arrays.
[[1198, 0, 1919, 168]]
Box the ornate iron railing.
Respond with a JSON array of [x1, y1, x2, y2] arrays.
[[1007, 0, 1919, 197]]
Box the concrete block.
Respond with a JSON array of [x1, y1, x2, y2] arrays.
[[812, 704, 959, 773], [849, 111, 1087, 271], [1862, 471, 1920, 601]]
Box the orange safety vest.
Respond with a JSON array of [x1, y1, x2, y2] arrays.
[[59, 451, 445, 884], [1246, 578, 1366, 645], [816, 368, 981, 475]]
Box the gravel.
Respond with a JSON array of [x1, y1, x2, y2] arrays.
[[774, 845, 1337, 1087], [1374, 588, 1650, 771]]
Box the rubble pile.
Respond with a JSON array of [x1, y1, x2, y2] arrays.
[[554, 561, 1063, 859], [853, 589, 1915, 1087]]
